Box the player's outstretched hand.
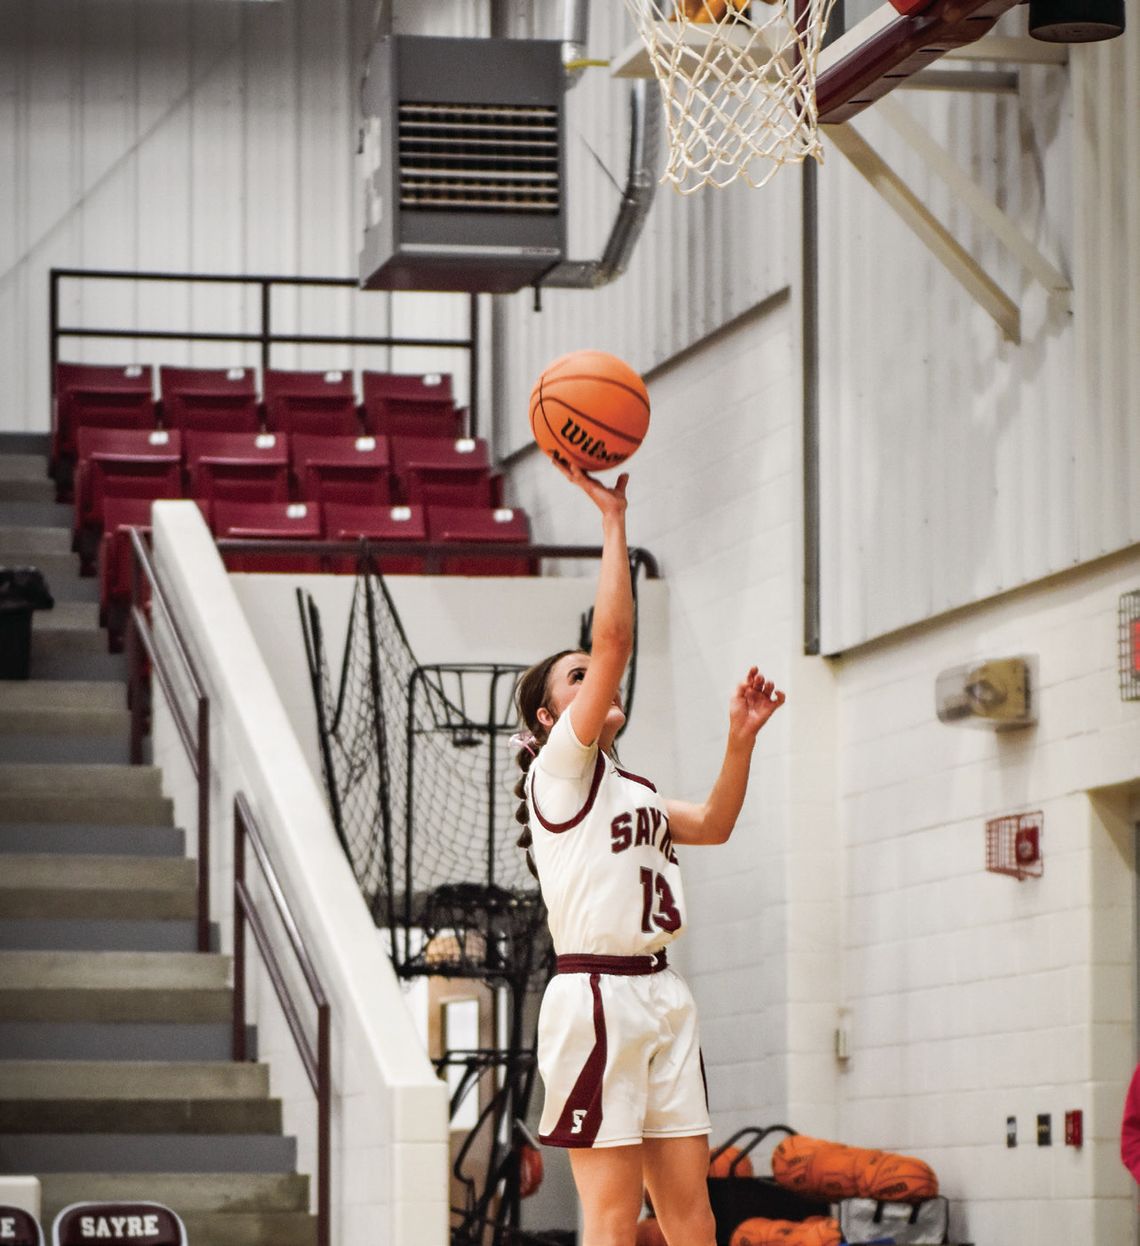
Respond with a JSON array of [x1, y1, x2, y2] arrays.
[[728, 667, 785, 742], [551, 455, 628, 522]]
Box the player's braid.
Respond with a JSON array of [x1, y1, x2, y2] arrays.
[[512, 648, 577, 882]]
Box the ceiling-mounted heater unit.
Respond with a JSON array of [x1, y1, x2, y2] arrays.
[[359, 36, 566, 293]]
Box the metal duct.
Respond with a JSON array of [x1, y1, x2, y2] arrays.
[[561, 0, 591, 86], [542, 79, 661, 289]]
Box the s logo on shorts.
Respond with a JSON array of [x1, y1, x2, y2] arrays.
[[570, 1109, 587, 1134]]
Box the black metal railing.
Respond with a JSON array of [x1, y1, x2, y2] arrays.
[[49, 267, 481, 433], [126, 527, 211, 952], [233, 792, 331, 1246]]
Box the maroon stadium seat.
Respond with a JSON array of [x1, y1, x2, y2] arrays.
[[290, 433, 393, 507], [53, 362, 156, 488], [98, 496, 156, 647], [426, 504, 534, 576], [391, 436, 494, 508], [323, 502, 428, 574], [213, 499, 323, 573], [185, 430, 290, 506], [160, 365, 260, 432], [362, 370, 461, 438], [73, 428, 183, 571], [264, 368, 360, 437]]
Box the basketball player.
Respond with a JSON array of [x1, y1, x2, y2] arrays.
[[513, 460, 785, 1246]]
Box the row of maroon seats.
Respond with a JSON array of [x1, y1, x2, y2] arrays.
[[53, 363, 464, 488], [71, 427, 500, 569], [100, 497, 534, 647]]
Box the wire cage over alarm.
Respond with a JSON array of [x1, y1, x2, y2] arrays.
[[621, 0, 840, 193], [985, 812, 1044, 881]]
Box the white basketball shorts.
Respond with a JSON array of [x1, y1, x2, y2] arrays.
[[536, 956, 711, 1149]]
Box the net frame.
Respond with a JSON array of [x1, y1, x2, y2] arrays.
[[623, 0, 840, 193]]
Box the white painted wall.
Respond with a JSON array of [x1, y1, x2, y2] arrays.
[[148, 500, 449, 1246]]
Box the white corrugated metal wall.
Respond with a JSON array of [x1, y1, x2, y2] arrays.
[[816, 13, 1139, 654], [0, 0, 484, 434]]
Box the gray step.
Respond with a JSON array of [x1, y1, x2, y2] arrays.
[[0, 556, 97, 603], [0, 764, 172, 826], [178, 1212, 317, 1246], [0, 1099, 281, 1135], [0, 823, 183, 856], [0, 526, 70, 554], [0, 950, 230, 1022], [0, 435, 50, 456], [0, 1133, 296, 1174], [0, 734, 131, 764], [40, 1171, 309, 1215], [0, 501, 72, 528], [0, 1060, 268, 1100], [0, 1021, 254, 1062], [0, 918, 200, 952], [29, 622, 127, 682], [0, 455, 50, 484], [0, 853, 196, 919], [0, 478, 55, 504]]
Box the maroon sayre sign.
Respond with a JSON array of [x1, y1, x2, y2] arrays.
[[52, 1205, 184, 1246], [0, 1206, 44, 1246]]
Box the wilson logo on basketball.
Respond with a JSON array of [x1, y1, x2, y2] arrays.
[[559, 417, 625, 465]]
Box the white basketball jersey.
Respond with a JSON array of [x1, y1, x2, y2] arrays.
[[526, 714, 687, 957]]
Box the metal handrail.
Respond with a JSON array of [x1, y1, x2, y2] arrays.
[[126, 527, 211, 952], [233, 792, 330, 1246], [49, 267, 481, 434]]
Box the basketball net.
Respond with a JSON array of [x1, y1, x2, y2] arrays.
[[622, 0, 839, 193]]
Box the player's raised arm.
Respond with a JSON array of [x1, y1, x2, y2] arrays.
[[553, 460, 633, 748], [667, 667, 785, 845]]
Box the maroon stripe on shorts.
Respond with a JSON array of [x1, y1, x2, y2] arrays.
[[531, 753, 605, 834], [556, 950, 667, 976], [540, 973, 607, 1148]]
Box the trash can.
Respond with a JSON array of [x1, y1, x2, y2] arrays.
[[0, 567, 54, 680]]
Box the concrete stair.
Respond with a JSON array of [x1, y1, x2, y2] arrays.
[[0, 437, 317, 1246]]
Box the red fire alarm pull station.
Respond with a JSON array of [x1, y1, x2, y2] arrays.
[[1065, 1110, 1083, 1147], [986, 812, 1044, 880], [1120, 591, 1140, 700]]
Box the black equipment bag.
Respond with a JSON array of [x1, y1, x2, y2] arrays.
[[707, 1126, 831, 1246]]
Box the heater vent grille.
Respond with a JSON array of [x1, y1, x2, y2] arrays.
[[398, 102, 561, 213]]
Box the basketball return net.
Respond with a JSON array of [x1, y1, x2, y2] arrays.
[[622, 0, 839, 192]]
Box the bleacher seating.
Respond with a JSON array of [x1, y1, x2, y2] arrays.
[[426, 505, 534, 576], [160, 365, 260, 432], [185, 430, 290, 507], [264, 368, 360, 437], [391, 436, 494, 508], [290, 433, 393, 507], [53, 363, 156, 493], [324, 502, 428, 575], [54, 361, 538, 587], [73, 427, 183, 571], [212, 499, 323, 573], [362, 370, 463, 438]]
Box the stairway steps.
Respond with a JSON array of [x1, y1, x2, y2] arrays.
[[0, 735, 131, 764], [0, 1060, 266, 1099], [0, 1132, 296, 1173], [0, 1022, 253, 1063], [0, 824, 184, 857], [0, 680, 126, 724], [0, 950, 228, 990], [40, 1171, 310, 1215], [2, 853, 195, 889], [0, 918, 201, 952], [0, 987, 232, 1024], [0, 1099, 281, 1134], [0, 502, 72, 528], [0, 526, 70, 554], [0, 455, 52, 484], [0, 435, 50, 457], [0, 765, 171, 826], [0, 478, 55, 505], [179, 1211, 317, 1246]]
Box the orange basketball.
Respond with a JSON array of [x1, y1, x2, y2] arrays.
[[635, 1216, 668, 1246], [529, 350, 650, 471], [730, 1216, 841, 1246], [771, 1135, 824, 1191], [517, 1142, 544, 1198], [860, 1151, 939, 1201], [709, 1144, 755, 1179], [807, 1142, 883, 1200]]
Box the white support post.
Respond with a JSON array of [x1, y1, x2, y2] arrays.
[[823, 120, 1021, 343], [875, 94, 1072, 299]]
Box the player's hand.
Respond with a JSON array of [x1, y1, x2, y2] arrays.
[[551, 456, 628, 522], [728, 667, 785, 742]]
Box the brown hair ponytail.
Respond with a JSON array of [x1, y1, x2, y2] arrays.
[[512, 649, 578, 881]]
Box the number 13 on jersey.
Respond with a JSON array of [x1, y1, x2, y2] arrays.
[[639, 867, 681, 933]]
